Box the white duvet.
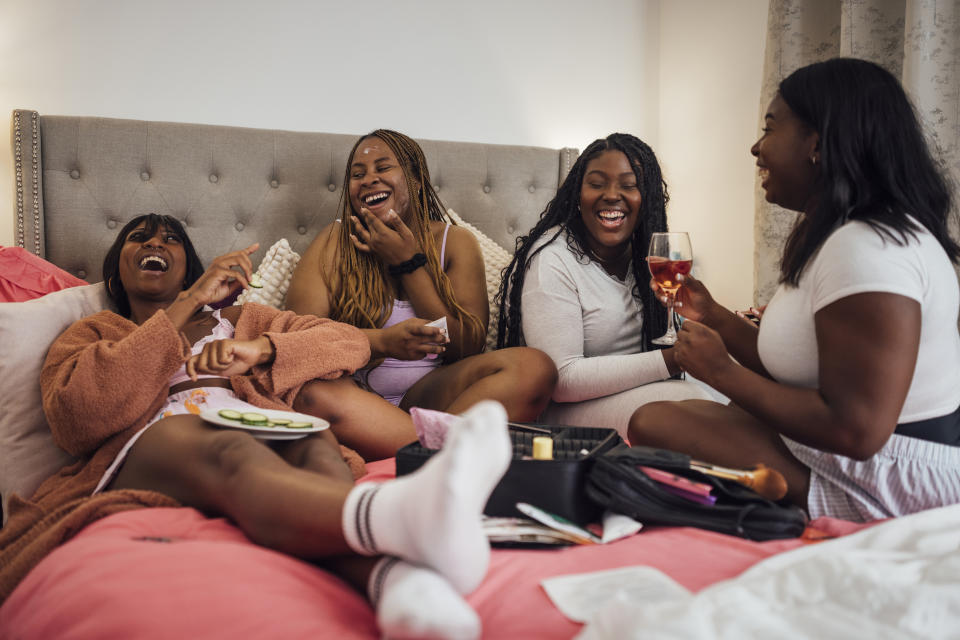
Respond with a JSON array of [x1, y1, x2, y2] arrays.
[[576, 503, 960, 639]]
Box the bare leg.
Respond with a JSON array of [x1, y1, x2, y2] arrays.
[[110, 415, 355, 557], [112, 401, 509, 585], [401, 347, 557, 421], [110, 404, 508, 638], [628, 399, 811, 508], [294, 376, 417, 461], [269, 428, 355, 483]]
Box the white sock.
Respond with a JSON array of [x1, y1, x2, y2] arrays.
[[370, 557, 480, 640], [342, 400, 511, 594]]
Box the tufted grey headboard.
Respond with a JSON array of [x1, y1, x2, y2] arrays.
[[12, 109, 578, 282]]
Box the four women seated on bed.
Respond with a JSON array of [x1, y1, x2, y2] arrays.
[[2, 56, 958, 637]]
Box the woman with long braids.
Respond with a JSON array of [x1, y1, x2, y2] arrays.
[[496, 133, 711, 440], [287, 130, 556, 435], [630, 58, 960, 521]]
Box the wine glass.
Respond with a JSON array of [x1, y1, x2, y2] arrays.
[[646, 232, 693, 345]]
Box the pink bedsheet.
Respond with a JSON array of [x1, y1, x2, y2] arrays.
[[0, 459, 866, 639]]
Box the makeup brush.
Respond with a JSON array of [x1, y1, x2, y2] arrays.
[[507, 421, 553, 435], [688, 461, 788, 501]]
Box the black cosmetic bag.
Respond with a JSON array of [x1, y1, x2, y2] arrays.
[[585, 444, 808, 541]]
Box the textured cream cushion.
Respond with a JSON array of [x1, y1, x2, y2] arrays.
[[445, 209, 513, 351], [235, 238, 301, 310], [0, 283, 111, 524]]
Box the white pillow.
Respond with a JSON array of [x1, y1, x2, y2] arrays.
[[0, 283, 111, 524], [445, 209, 513, 351], [235, 238, 301, 310]]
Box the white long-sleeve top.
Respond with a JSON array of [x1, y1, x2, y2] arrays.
[[520, 227, 670, 403]]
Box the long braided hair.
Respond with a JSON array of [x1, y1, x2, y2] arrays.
[[325, 130, 485, 349], [496, 133, 669, 349]]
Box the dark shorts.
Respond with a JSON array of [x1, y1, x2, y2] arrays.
[[895, 404, 960, 446]]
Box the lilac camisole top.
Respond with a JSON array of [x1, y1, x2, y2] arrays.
[[353, 224, 451, 406]]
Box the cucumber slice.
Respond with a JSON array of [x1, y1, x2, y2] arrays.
[[269, 418, 292, 426], [249, 272, 264, 288], [286, 421, 314, 429], [240, 412, 268, 425], [218, 409, 244, 421]]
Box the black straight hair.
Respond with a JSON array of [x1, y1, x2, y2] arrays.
[[778, 57, 958, 285], [102, 213, 204, 318], [496, 133, 669, 349]]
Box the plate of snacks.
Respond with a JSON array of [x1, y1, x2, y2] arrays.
[[201, 407, 329, 440]]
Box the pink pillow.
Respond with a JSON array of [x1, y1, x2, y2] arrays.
[[0, 247, 87, 302]]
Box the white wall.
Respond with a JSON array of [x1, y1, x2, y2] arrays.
[[1, 0, 766, 309], [657, 1, 767, 311]]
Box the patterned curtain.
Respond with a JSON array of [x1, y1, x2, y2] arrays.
[[755, 0, 960, 304]]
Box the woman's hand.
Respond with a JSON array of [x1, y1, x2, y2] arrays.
[[349, 208, 421, 266], [672, 319, 735, 383], [366, 317, 448, 361], [185, 336, 274, 381], [736, 304, 767, 326], [185, 244, 259, 308], [166, 244, 259, 329], [650, 273, 718, 323]]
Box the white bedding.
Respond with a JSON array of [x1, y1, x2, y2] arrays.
[[576, 503, 960, 639]]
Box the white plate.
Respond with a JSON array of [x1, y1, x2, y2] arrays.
[[200, 408, 330, 440]]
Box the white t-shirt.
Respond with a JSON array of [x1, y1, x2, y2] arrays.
[[520, 227, 669, 403], [757, 217, 960, 422]]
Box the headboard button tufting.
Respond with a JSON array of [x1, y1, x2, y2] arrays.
[[483, 185, 491, 193], [209, 174, 219, 183], [235, 222, 244, 231], [107, 220, 117, 229], [297, 226, 307, 235], [140, 171, 150, 181], [328, 184, 336, 192], [270, 179, 279, 188], [528, 185, 536, 193], [70, 169, 80, 179]]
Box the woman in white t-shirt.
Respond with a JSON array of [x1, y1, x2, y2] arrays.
[[496, 133, 711, 440], [629, 58, 960, 522]]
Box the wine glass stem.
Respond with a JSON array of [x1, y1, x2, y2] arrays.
[[665, 293, 677, 337], [652, 291, 679, 345]]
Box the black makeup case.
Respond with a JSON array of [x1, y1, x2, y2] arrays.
[[395, 424, 622, 526]]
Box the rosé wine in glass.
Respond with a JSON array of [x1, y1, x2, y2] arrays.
[[647, 232, 693, 345]]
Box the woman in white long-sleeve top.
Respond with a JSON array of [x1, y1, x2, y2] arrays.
[[497, 133, 711, 440]]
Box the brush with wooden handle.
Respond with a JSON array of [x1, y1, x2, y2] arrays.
[[688, 461, 788, 501]]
